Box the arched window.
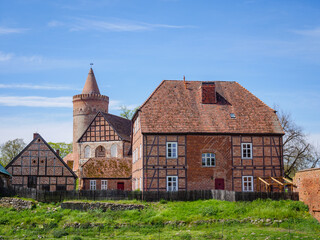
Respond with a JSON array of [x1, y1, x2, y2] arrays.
[[95, 145, 106, 157], [84, 146, 90, 158], [111, 144, 117, 158]]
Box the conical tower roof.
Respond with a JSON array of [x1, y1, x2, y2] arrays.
[[82, 68, 101, 94]]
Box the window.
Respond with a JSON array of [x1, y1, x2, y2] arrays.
[[135, 178, 138, 190], [166, 142, 178, 158], [140, 178, 142, 190], [111, 144, 117, 157], [230, 113, 236, 119], [241, 143, 252, 159], [56, 185, 66, 191], [202, 153, 215, 167], [42, 185, 50, 191], [84, 145, 90, 158], [101, 180, 108, 190], [95, 146, 106, 157], [242, 176, 254, 192], [134, 116, 140, 134], [90, 180, 96, 190], [27, 176, 37, 188], [167, 176, 178, 191], [140, 144, 142, 159]]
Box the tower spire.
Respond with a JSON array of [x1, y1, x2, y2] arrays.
[[82, 67, 100, 94]]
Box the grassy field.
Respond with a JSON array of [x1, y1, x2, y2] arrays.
[[0, 198, 319, 239]]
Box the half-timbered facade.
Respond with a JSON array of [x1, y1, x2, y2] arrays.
[[77, 111, 132, 190], [6, 133, 77, 191], [132, 80, 284, 192]]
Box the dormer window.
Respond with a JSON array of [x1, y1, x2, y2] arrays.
[[230, 113, 236, 119], [201, 82, 216, 104]]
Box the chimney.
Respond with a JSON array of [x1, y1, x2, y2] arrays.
[[56, 149, 60, 156], [201, 82, 216, 104], [33, 133, 40, 139]]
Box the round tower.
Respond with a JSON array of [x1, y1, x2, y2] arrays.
[[72, 68, 109, 171]]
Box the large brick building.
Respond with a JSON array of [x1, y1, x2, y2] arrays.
[[131, 80, 284, 192], [293, 168, 320, 222], [6, 133, 77, 191], [65, 68, 132, 190]]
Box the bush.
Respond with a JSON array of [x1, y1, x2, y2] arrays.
[[52, 229, 68, 238], [73, 237, 82, 240], [160, 199, 168, 204]]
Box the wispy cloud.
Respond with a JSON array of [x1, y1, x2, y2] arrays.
[[0, 84, 80, 91], [48, 17, 188, 32], [0, 51, 86, 73], [0, 96, 137, 110], [0, 52, 14, 62], [291, 27, 320, 37], [0, 26, 28, 34], [0, 96, 72, 108]]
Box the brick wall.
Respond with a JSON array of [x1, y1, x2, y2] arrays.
[[132, 114, 143, 190], [294, 168, 320, 222], [82, 179, 131, 191], [187, 135, 232, 190]]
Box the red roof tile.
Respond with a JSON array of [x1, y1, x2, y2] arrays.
[[81, 157, 132, 179], [139, 80, 284, 134]]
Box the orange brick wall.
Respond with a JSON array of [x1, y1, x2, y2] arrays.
[[187, 135, 232, 190], [294, 169, 320, 222], [82, 179, 131, 191], [132, 114, 143, 190]]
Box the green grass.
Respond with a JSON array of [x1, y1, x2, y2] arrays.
[[0, 198, 319, 239]]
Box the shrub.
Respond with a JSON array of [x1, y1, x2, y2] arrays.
[[52, 229, 68, 238], [160, 199, 168, 204], [73, 237, 82, 240]]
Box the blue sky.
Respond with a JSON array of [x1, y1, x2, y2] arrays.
[[0, 0, 319, 145]]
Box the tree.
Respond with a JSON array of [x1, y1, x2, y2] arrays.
[[276, 109, 311, 178], [48, 142, 72, 158], [120, 106, 139, 120], [0, 139, 26, 166]]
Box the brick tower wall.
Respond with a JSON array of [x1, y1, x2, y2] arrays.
[[72, 93, 109, 172]]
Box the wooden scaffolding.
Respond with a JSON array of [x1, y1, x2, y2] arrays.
[[256, 177, 296, 192]]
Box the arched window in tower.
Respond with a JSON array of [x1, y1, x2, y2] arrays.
[[84, 146, 90, 158], [95, 145, 106, 157], [111, 144, 117, 158]]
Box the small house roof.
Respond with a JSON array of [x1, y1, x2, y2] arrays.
[[81, 157, 132, 179], [0, 163, 11, 177]]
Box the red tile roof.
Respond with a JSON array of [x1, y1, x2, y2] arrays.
[[139, 80, 284, 134], [81, 157, 132, 179], [82, 68, 100, 95]]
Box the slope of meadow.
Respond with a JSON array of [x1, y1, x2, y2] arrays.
[[0, 198, 319, 239]]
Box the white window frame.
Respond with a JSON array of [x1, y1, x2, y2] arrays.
[[242, 176, 254, 192], [90, 180, 96, 190], [167, 176, 178, 192], [111, 144, 117, 158], [241, 143, 252, 159], [84, 145, 90, 158], [135, 178, 138, 190], [140, 144, 142, 159], [202, 153, 216, 167], [101, 180, 108, 190], [140, 177, 142, 190], [166, 142, 178, 159]]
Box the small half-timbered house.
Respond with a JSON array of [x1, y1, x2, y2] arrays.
[[78, 112, 132, 190], [6, 133, 77, 191], [132, 80, 284, 192]]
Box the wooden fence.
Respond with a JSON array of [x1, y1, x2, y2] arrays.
[[0, 187, 299, 203]]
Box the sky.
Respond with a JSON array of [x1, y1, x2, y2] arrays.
[[0, 0, 319, 146]]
